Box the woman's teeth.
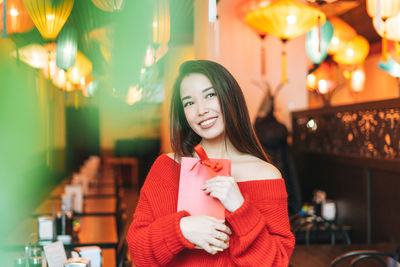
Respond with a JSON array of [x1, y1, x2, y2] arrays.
[[200, 118, 216, 126]]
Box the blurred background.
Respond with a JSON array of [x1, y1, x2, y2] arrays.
[[1, 0, 400, 265]]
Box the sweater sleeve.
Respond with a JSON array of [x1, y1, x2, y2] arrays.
[[126, 191, 195, 266], [226, 186, 295, 266], [126, 155, 195, 266]]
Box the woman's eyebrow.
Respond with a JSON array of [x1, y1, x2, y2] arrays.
[[181, 87, 214, 101], [181, 95, 191, 101], [202, 86, 214, 93]]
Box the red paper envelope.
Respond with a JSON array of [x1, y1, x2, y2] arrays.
[[177, 145, 231, 220]]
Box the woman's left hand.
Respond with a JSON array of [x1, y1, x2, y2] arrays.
[[201, 176, 244, 212]]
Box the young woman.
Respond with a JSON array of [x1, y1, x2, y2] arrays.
[[127, 60, 295, 266]]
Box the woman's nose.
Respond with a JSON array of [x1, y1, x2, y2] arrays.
[[197, 100, 209, 115]]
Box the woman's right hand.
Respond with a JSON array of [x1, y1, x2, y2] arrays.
[[180, 215, 231, 255]]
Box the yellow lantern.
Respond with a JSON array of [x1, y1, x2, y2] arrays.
[[153, 0, 170, 44], [12, 44, 49, 69], [245, 0, 326, 40], [327, 17, 357, 55], [245, 0, 326, 83], [67, 51, 92, 84], [91, 0, 124, 12], [366, 0, 400, 20], [333, 35, 370, 65], [236, 0, 271, 76], [23, 0, 74, 39], [0, 0, 34, 34]]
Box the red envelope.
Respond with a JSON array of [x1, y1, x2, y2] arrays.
[[177, 145, 231, 220]]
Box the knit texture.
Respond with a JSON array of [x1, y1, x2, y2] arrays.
[[126, 155, 295, 266]]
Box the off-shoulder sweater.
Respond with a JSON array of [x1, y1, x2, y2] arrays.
[[126, 154, 295, 266]]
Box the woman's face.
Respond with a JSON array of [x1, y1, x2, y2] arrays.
[[180, 73, 225, 142]]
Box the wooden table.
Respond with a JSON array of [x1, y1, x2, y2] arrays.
[[1, 244, 116, 267], [33, 197, 117, 216], [290, 243, 398, 267], [50, 183, 116, 198], [4, 215, 118, 250]]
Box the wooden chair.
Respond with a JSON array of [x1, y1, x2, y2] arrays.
[[330, 247, 400, 267]]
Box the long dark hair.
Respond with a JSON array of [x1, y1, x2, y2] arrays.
[[170, 60, 268, 162]]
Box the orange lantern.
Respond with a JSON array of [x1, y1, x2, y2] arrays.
[[0, 0, 34, 34], [236, 0, 271, 76], [23, 0, 74, 40], [245, 0, 326, 83], [91, 0, 124, 12], [12, 44, 49, 69], [67, 51, 92, 84], [327, 17, 357, 55], [333, 35, 370, 65]]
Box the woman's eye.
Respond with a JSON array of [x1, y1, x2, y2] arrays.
[[183, 101, 194, 108], [206, 92, 216, 98]]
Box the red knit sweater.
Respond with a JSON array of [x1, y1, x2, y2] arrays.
[[126, 155, 295, 266]]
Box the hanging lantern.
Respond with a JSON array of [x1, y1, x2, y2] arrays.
[[313, 62, 336, 94], [23, 0, 74, 40], [0, 0, 34, 34], [333, 35, 370, 65], [378, 57, 400, 77], [91, 0, 124, 12], [245, 0, 326, 40], [153, 0, 170, 44], [67, 51, 92, 84], [236, 0, 271, 76], [245, 0, 326, 83], [366, 0, 400, 20], [306, 20, 334, 64], [12, 44, 49, 68], [306, 73, 317, 90], [373, 13, 400, 42], [367, 0, 400, 61], [349, 68, 366, 92], [327, 17, 357, 55], [56, 26, 77, 70], [52, 68, 67, 89]]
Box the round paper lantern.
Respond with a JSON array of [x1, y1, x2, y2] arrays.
[[236, 0, 270, 36], [236, 0, 270, 76], [245, 0, 325, 83], [12, 44, 49, 68], [366, 0, 400, 20], [373, 13, 400, 41], [0, 0, 34, 34], [327, 17, 357, 55], [67, 51, 92, 84], [333, 35, 370, 65], [91, 0, 124, 12], [245, 0, 326, 41], [56, 26, 77, 70], [306, 20, 334, 64], [349, 68, 366, 92], [23, 0, 74, 40], [153, 0, 170, 44]]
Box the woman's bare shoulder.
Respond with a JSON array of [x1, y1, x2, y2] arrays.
[[166, 153, 181, 164], [232, 155, 282, 182]]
